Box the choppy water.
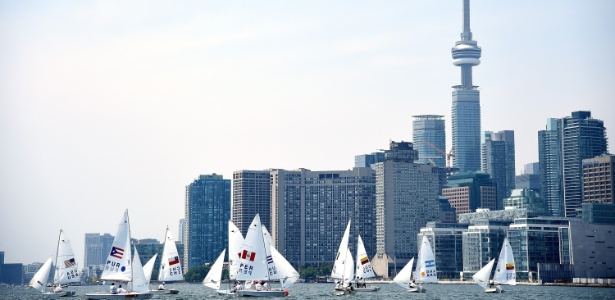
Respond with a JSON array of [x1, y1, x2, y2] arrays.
[[2, 282, 614, 300]]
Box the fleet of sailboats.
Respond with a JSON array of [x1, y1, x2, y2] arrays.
[[25, 210, 521, 297], [473, 237, 516, 293]]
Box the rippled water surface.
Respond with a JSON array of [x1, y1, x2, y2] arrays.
[[2, 282, 614, 300]]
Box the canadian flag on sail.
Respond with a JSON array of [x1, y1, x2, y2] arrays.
[[241, 250, 256, 262]]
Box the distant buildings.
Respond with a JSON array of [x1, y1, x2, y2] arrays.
[[539, 111, 607, 217], [442, 171, 497, 221], [84, 233, 114, 268], [481, 130, 516, 209], [582, 154, 614, 204], [134, 238, 184, 280], [354, 152, 385, 170], [516, 162, 540, 195], [413, 115, 446, 167], [373, 141, 441, 276], [184, 174, 230, 270], [451, 0, 482, 172], [504, 188, 547, 216], [0, 251, 23, 285], [178, 219, 185, 244], [462, 219, 508, 272]]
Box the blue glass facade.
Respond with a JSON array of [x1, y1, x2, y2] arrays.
[[185, 174, 230, 269], [413, 115, 446, 167], [539, 118, 563, 217], [452, 89, 481, 171]]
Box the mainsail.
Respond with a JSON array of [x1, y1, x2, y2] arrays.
[[331, 220, 352, 283], [235, 214, 269, 281], [158, 227, 183, 282], [54, 230, 80, 285], [415, 235, 437, 284], [393, 257, 414, 288], [355, 234, 376, 280], [472, 258, 495, 289], [101, 210, 132, 282], [493, 237, 516, 285]]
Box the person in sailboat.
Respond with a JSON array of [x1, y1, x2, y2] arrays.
[[117, 284, 127, 293], [409, 279, 416, 288], [335, 280, 342, 291], [158, 282, 165, 290], [110, 283, 118, 294], [263, 281, 270, 291], [488, 279, 494, 288], [53, 284, 63, 293]]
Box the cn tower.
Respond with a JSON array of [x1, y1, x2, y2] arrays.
[[451, 0, 482, 171]]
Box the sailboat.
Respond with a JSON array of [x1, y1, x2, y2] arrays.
[[152, 227, 181, 294], [28, 256, 53, 294], [44, 230, 80, 297], [474, 237, 516, 293], [353, 234, 379, 292], [331, 220, 355, 296], [235, 214, 299, 297], [392, 257, 417, 292], [412, 235, 438, 292], [85, 210, 153, 299], [204, 220, 245, 295]]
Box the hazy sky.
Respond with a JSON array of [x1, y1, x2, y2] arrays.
[[1, 1, 614, 268]]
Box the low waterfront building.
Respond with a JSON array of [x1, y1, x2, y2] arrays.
[[418, 222, 467, 279], [462, 219, 509, 273]]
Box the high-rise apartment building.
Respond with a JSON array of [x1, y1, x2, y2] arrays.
[[373, 141, 441, 276], [232, 170, 272, 236], [413, 115, 446, 167], [539, 111, 607, 217], [84, 233, 114, 268], [582, 154, 614, 204], [184, 174, 230, 270], [178, 219, 185, 244], [270, 167, 376, 267], [442, 171, 497, 221], [481, 130, 516, 209], [451, 0, 482, 171]]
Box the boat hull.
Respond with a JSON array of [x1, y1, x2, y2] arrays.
[[216, 289, 235, 295], [354, 286, 380, 292], [484, 286, 503, 293], [237, 290, 288, 297], [407, 285, 426, 293], [334, 289, 356, 296], [84, 292, 153, 299], [42, 291, 77, 298], [149, 289, 179, 294]]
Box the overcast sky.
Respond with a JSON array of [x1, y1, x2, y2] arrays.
[[1, 0, 614, 268]]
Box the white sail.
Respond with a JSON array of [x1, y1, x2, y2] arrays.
[[158, 226, 183, 282], [29, 256, 53, 292], [142, 254, 157, 284], [54, 230, 80, 284], [393, 257, 414, 288], [203, 249, 226, 290], [472, 258, 495, 289], [101, 210, 132, 282], [493, 237, 516, 285], [343, 248, 354, 284], [415, 235, 437, 284], [270, 245, 300, 289], [355, 235, 376, 280], [235, 214, 269, 281], [228, 220, 244, 280], [331, 220, 351, 281], [130, 246, 150, 293]]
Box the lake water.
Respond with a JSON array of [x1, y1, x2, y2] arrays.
[[3, 282, 614, 300]]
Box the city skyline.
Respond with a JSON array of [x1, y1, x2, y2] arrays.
[[1, 1, 614, 267]]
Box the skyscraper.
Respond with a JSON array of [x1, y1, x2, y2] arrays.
[[373, 141, 440, 277], [539, 111, 607, 217], [84, 233, 114, 268], [481, 130, 516, 209], [184, 174, 231, 270], [232, 170, 272, 236], [413, 115, 446, 167], [451, 0, 482, 171]]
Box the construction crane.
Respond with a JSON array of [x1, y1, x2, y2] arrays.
[[420, 138, 454, 168]]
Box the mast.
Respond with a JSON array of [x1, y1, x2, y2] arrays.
[[260, 221, 272, 283], [54, 229, 62, 284], [127, 209, 132, 285]]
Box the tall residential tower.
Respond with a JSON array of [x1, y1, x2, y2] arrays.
[[451, 0, 482, 171], [413, 115, 446, 167]]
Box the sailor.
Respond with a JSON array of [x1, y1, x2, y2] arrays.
[[110, 283, 118, 294], [410, 279, 416, 288], [117, 284, 127, 293], [53, 284, 63, 293], [263, 281, 270, 290], [158, 282, 165, 290], [489, 280, 494, 288]]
